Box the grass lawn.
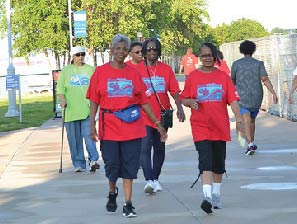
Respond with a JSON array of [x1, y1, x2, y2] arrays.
[[0, 94, 55, 132]]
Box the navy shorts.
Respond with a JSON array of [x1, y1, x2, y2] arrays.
[[100, 138, 141, 182], [194, 140, 226, 174]]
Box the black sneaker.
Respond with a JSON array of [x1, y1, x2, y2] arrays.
[[245, 145, 257, 155], [201, 197, 213, 214], [106, 187, 118, 212], [123, 202, 137, 218]]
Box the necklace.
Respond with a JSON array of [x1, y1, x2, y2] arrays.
[[148, 61, 158, 77]]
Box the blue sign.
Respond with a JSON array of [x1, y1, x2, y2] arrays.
[[74, 10, 87, 38], [6, 74, 19, 90]]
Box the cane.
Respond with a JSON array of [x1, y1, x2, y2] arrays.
[[59, 106, 66, 173]]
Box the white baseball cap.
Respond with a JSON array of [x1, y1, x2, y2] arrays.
[[71, 46, 86, 55]]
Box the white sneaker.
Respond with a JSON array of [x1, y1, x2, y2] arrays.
[[89, 161, 97, 172], [144, 180, 155, 194], [74, 167, 82, 172], [153, 180, 162, 192]]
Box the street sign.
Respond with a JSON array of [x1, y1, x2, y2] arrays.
[[6, 74, 19, 90], [73, 10, 87, 38]]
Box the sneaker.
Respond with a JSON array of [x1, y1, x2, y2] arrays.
[[144, 180, 155, 194], [212, 194, 222, 209], [123, 202, 137, 218], [201, 197, 214, 214], [88, 159, 100, 169], [153, 180, 163, 192], [106, 187, 118, 212], [74, 167, 82, 172], [245, 145, 257, 155], [89, 161, 98, 172]]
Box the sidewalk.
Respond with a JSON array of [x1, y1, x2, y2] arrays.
[[0, 106, 297, 224]]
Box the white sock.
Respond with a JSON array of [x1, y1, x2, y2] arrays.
[[203, 184, 212, 198], [248, 142, 254, 147], [212, 183, 222, 195]]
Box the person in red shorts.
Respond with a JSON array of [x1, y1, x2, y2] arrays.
[[136, 37, 186, 195], [179, 47, 198, 77], [180, 43, 244, 214], [86, 34, 167, 218]]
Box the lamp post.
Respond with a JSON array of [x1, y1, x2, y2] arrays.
[[5, 0, 19, 117], [68, 0, 73, 49]]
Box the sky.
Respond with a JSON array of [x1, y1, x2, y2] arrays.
[[206, 0, 296, 31]]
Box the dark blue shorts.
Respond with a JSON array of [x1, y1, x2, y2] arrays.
[[100, 138, 141, 182], [240, 107, 259, 118], [194, 140, 226, 174]]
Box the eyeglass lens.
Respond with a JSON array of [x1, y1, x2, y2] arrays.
[[75, 52, 86, 57]]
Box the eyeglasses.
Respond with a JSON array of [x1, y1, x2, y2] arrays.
[[200, 54, 213, 58], [75, 52, 86, 57], [146, 47, 158, 52], [131, 51, 142, 54]]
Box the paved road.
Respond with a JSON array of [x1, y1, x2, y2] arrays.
[[0, 95, 297, 224]]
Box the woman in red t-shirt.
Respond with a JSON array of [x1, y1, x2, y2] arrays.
[[180, 43, 244, 214], [87, 34, 167, 218]]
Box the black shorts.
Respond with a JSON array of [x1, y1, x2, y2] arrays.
[[194, 140, 226, 174], [100, 138, 141, 182]]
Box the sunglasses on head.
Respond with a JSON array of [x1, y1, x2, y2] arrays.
[[131, 51, 142, 54], [75, 52, 86, 57], [146, 47, 158, 52]]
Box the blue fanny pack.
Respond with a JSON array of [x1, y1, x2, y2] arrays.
[[113, 105, 141, 123]]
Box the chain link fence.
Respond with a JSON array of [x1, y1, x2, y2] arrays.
[[220, 34, 297, 121]]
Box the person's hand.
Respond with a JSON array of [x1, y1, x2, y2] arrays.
[[236, 121, 245, 136], [176, 108, 186, 122], [89, 127, 98, 142], [156, 122, 168, 142], [189, 99, 199, 110], [60, 98, 67, 108]]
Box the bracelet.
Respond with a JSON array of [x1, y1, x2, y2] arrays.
[[155, 121, 161, 125]]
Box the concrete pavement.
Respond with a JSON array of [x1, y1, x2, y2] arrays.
[[0, 102, 297, 224]]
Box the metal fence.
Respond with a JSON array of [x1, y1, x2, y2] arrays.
[[220, 34, 297, 121]]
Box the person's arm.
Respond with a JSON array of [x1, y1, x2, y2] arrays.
[[261, 76, 278, 104], [179, 65, 184, 74], [59, 94, 67, 108], [171, 92, 186, 122], [289, 75, 297, 104], [230, 100, 244, 134], [141, 103, 168, 142], [89, 101, 99, 142], [181, 98, 199, 110]]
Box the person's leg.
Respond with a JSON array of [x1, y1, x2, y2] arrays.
[[151, 127, 165, 181], [240, 107, 256, 155], [81, 117, 99, 161], [195, 140, 214, 214], [101, 140, 120, 212], [65, 121, 86, 170], [141, 126, 153, 181], [250, 117, 256, 142]]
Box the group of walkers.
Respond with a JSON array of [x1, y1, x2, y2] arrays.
[[56, 34, 282, 217]]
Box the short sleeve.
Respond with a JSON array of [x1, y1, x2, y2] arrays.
[[86, 68, 100, 104]]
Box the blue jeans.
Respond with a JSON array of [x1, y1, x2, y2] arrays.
[[65, 117, 99, 169], [141, 126, 166, 181]]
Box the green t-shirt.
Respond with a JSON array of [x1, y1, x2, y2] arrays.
[[56, 64, 95, 122]]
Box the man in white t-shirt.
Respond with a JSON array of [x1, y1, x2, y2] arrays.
[[289, 67, 297, 104]]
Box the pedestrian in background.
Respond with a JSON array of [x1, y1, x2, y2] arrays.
[[136, 37, 186, 194], [180, 42, 244, 214], [87, 34, 167, 218], [56, 46, 100, 173], [179, 47, 198, 77], [231, 40, 278, 155], [126, 41, 143, 68], [215, 50, 230, 76], [288, 66, 297, 104]]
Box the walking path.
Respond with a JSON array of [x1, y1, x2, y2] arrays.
[[0, 100, 297, 223]]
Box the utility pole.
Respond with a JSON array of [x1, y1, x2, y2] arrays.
[[5, 0, 19, 117]]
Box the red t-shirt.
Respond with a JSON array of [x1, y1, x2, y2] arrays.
[[86, 63, 148, 141], [126, 60, 143, 69], [180, 53, 198, 75], [136, 61, 180, 128], [215, 60, 230, 76], [180, 69, 237, 142]]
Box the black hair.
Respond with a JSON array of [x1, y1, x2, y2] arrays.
[[217, 50, 224, 60], [239, 40, 256, 55], [199, 42, 220, 66], [129, 41, 142, 52], [142, 38, 162, 58]]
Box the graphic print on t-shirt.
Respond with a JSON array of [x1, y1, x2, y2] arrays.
[[197, 83, 223, 102], [69, 75, 90, 86], [107, 78, 133, 97], [142, 76, 165, 94]]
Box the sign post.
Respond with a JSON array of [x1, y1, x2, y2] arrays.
[[6, 74, 22, 122]]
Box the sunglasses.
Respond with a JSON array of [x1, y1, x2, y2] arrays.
[[75, 52, 86, 57], [131, 51, 142, 54], [146, 47, 158, 52]]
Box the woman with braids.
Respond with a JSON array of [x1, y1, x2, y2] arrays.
[[180, 43, 244, 214], [136, 38, 186, 194]]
